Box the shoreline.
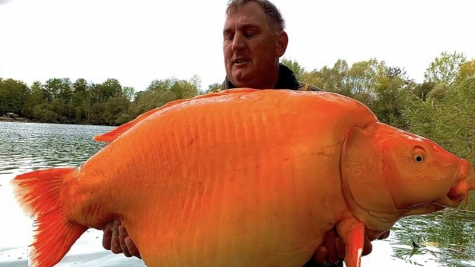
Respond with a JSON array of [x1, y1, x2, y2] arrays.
[[0, 116, 31, 123], [0, 117, 113, 127]]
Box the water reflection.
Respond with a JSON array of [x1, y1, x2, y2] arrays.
[[389, 208, 475, 266], [1, 121, 475, 266], [0, 122, 111, 179]]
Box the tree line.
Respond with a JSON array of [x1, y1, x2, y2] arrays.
[[0, 75, 201, 126], [1, 51, 474, 162]]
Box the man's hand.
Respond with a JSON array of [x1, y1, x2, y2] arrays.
[[102, 220, 141, 258]]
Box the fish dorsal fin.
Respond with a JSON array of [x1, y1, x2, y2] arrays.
[[93, 88, 259, 142]]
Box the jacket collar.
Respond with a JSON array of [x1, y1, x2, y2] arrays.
[[222, 63, 300, 90]]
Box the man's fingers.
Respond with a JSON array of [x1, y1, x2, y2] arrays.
[[102, 223, 113, 250], [312, 246, 327, 265], [335, 236, 346, 262], [119, 225, 132, 257], [362, 234, 373, 256], [125, 237, 142, 259], [378, 230, 390, 240], [110, 220, 123, 254], [324, 230, 340, 264], [102, 220, 142, 259]]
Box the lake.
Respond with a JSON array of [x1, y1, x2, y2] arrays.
[[0, 121, 474, 267]]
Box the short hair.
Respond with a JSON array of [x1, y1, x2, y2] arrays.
[[225, 0, 285, 32]]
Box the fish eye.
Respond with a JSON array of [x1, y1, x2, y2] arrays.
[[413, 146, 426, 163], [414, 154, 424, 162]]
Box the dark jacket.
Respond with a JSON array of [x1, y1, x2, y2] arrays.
[[220, 63, 321, 92]]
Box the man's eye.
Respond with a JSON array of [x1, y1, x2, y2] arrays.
[[245, 31, 257, 38], [224, 34, 234, 41]]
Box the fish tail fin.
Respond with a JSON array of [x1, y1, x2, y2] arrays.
[[336, 217, 365, 267], [11, 168, 88, 267]]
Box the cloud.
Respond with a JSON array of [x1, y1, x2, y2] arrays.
[[0, 0, 12, 4]]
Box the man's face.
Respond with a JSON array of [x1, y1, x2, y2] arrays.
[[223, 2, 287, 89]]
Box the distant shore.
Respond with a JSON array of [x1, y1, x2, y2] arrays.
[[0, 116, 31, 123]]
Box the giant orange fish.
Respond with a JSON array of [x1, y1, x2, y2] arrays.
[[12, 88, 475, 267]]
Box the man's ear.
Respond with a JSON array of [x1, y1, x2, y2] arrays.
[[276, 31, 288, 57]]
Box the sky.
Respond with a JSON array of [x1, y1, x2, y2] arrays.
[[0, 0, 474, 92]]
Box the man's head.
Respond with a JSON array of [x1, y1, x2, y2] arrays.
[[223, 0, 288, 89]]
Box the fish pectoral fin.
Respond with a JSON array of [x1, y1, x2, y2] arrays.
[[336, 217, 365, 267], [93, 88, 259, 142]]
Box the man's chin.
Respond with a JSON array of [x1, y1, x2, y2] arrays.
[[230, 73, 254, 88]]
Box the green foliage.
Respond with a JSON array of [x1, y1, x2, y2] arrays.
[[201, 83, 221, 94], [371, 67, 414, 129], [22, 81, 43, 119], [32, 103, 57, 122], [424, 51, 466, 86], [312, 59, 349, 95], [411, 81, 436, 101], [0, 75, 199, 126], [129, 77, 199, 119], [0, 78, 30, 116], [104, 96, 131, 125], [457, 59, 475, 81], [123, 86, 135, 101]]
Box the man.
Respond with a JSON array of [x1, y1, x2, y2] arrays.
[[103, 0, 389, 266]]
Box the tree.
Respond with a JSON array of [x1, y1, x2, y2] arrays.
[[22, 81, 45, 119], [71, 78, 91, 123], [171, 79, 199, 99], [44, 78, 73, 121], [314, 59, 350, 94], [300, 70, 322, 90], [97, 78, 123, 101], [341, 59, 387, 110], [129, 90, 176, 118], [32, 103, 56, 122], [0, 78, 30, 116], [411, 81, 436, 101], [123, 86, 135, 101], [424, 51, 466, 86], [202, 83, 221, 94], [456, 59, 475, 81], [281, 58, 327, 91], [147, 78, 175, 92], [372, 66, 413, 129], [104, 96, 131, 125], [189, 74, 201, 93]]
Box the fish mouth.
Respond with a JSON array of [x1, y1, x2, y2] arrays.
[[441, 161, 475, 208], [443, 181, 473, 207]]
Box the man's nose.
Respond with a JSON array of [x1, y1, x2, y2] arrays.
[[232, 32, 245, 51]]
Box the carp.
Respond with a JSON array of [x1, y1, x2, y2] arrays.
[[11, 88, 475, 267]]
